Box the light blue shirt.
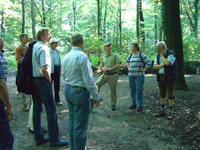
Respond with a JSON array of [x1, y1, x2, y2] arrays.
[[153, 49, 176, 74], [49, 48, 61, 73], [32, 41, 51, 77], [62, 47, 99, 100]]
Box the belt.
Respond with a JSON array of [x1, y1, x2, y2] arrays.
[[105, 72, 118, 75], [67, 84, 86, 90]]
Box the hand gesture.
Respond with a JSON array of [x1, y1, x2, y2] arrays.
[[5, 107, 14, 121], [93, 99, 100, 107]]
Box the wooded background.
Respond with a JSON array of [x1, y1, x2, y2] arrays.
[[0, 0, 199, 90]]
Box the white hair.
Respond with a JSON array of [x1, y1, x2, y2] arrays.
[[156, 41, 167, 49]]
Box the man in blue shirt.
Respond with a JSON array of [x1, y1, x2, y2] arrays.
[[62, 33, 100, 150], [32, 28, 68, 146], [153, 41, 177, 120], [0, 38, 14, 149]]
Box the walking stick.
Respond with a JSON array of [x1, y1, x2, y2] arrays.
[[91, 72, 105, 111]]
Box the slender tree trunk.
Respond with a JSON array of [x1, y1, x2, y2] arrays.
[[103, 0, 108, 38], [194, 0, 199, 39], [1, 9, 5, 39], [97, 0, 100, 36], [139, 0, 145, 49], [136, 0, 140, 44], [49, 0, 52, 29], [162, 0, 189, 91], [31, 0, 36, 40], [154, 4, 157, 47], [119, 0, 122, 47], [41, 0, 46, 27], [73, 1, 76, 33], [22, 0, 25, 33]]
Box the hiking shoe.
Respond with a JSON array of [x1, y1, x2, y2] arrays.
[[137, 107, 143, 112], [36, 136, 49, 145], [50, 139, 68, 147], [155, 110, 165, 117], [129, 105, 136, 109], [55, 102, 63, 106], [22, 105, 29, 111], [111, 106, 116, 111], [167, 111, 173, 120]]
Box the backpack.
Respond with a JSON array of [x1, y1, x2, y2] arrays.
[[129, 52, 145, 68], [17, 41, 37, 95]]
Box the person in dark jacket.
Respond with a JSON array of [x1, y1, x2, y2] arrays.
[[153, 41, 177, 120]]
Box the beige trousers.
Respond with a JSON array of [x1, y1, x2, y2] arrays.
[[96, 73, 118, 106]]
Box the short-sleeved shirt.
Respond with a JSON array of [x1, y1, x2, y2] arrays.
[[153, 49, 176, 74], [32, 41, 51, 77], [100, 52, 121, 74], [15, 45, 29, 62], [50, 48, 61, 73], [0, 49, 8, 109]]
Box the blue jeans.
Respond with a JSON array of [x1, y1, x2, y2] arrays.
[[32, 78, 60, 144], [64, 84, 90, 150], [0, 109, 14, 150], [128, 75, 145, 107]]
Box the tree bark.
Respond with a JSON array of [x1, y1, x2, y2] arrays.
[[162, 0, 189, 91], [97, 0, 100, 36], [31, 0, 36, 40], [1, 9, 5, 39], [139, 0, 145, 49], [41, 0, 46, 27], [103, 0, 108, 38], [136, 0, 140, 44], [119, 0, 122, 48], [22, 0, 25, 33], [154, 4, 157, 47]]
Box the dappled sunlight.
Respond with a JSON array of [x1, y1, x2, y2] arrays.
[[118, 96, 129, 100], [118, 79, 129, 83], [59, 109, 69, 113]]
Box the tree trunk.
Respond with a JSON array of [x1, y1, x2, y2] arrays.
[[41, 0, 46, 27], [73, 1, 76, 33], [119, 0, 122, 48], [103, 0, 108, 38], [193, 0, 199, 39], [139, 0, 145, 49], [1, 9, 5, 39], [136, 0, 140, 44], [97, 0, 100, 36], [162, 0, 189, 91], [22, 0, 25, 33], [31, 0, 36, 40], [154, 4, 157, 47]]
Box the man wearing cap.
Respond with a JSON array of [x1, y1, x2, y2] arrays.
[[50, 38, 63, 106], [96, 43, 121, 110]]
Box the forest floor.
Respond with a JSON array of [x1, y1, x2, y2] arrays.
[[7, 71, 200, 150]]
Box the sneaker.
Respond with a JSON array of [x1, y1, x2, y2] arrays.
[[22, 105, 29, 111], [99, 97, 103, 101], [155, 110, 165, 117], [129, 105, 136, 109], [167, 111, 173, 120], [137, 107, 143, 112], [55, 102, 63, 106], [36, 136, 49, 145], [50, 139, 68, 147], [111, 106, 116, 111]]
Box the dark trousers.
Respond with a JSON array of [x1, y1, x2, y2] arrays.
[[32, 78, 60, 144], [51, 65, 61, 102], [0, 109, 14, 150]]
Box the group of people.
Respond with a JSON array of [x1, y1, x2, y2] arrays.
[[0, 27, 177, 150]]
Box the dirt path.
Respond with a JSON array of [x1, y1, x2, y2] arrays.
[[7, 72, 200, 150]]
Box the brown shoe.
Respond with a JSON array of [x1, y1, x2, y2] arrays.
[[22, 105, 29, 111], [155, 110, 165, 117]]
